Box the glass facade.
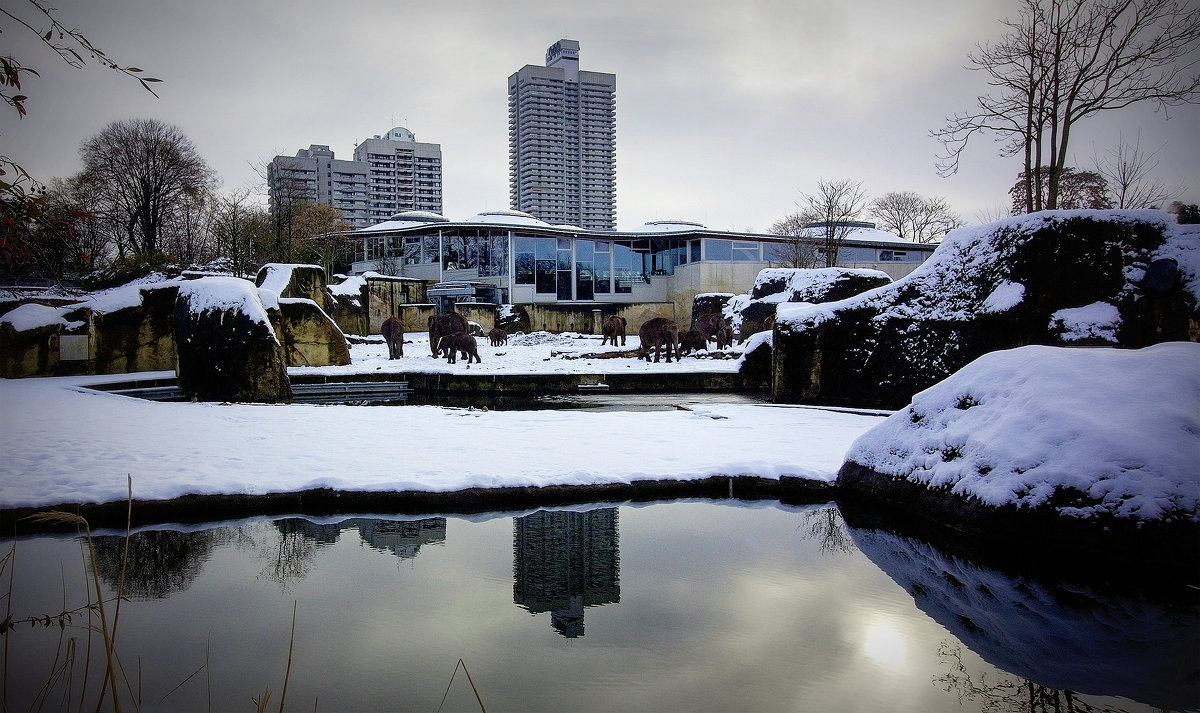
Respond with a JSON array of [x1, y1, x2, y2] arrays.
[[357, 225, 931, 300]]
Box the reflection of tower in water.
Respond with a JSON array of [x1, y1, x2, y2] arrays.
[[513, 508, 620, 638]]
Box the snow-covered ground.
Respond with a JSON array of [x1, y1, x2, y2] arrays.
[[296, 329, 746, 377], [0, 332, 879, 509]]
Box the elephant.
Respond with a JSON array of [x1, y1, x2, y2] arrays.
[[638, 317, 682, 363], [601, 315, 627, 346], [715, 324, 734, 350], [695, 313, 726, 344], [428, 312, 470, 357], [488, 327, 508, 346], [438, 333, 481, 364], [381, 317, 404, 359], [678, 329, 706, 355]]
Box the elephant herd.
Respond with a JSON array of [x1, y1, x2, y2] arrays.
[[378, 311, 734, 365]]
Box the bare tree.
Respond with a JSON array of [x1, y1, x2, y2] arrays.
[[767, 213, 821, 268], [1009, 166, 1111, 214], [208, 189, 270, 277], [1, 0, 160, 270], [870, 191, 964, 243], [797, 178, 868, 267], [75, 118, 217, 258], [934, 0, 1200, 212], [1093, 134, 1185, 209], [292, 202, 350, 277]]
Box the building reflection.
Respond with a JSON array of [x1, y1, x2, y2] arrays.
[[512, 508, 620, 638], [273, 517, 447, 560]]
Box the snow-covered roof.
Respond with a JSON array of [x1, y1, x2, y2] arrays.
[[462, 210, 550, 227], [635, 219, 707, 232], [799, 226, 916, 245], [359, 211, 449, 232]]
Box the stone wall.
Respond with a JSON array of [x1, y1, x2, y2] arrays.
[[504, 302, 676, 335], [275, 298, 351, 367]]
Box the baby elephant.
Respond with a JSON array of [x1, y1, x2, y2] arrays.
[[714, 324, 734, 350], [488, 327, 508, 346], [438, 333, 482, 364], [381, 317, 404, 359], [601, 315, 627, 346], [678, 329, 706, 355]]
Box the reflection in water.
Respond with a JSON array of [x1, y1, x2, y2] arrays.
[[258, 517, 447, 590], [847, 518, 1200, 711], [513, 508, 620, 637], [93, 529, 221, 600]]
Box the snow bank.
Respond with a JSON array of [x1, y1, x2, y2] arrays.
[[843, 342, 1200, 521], [0, 372, 881, 508]]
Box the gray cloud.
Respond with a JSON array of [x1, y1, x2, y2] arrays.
[[2, 0, 1196, 232]]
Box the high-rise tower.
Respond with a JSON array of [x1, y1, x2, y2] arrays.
[[508, 40, 616, 230]]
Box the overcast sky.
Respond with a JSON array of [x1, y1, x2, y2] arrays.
[[3, 0, 1198, 232]]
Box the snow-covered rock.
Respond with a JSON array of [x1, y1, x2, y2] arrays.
[[725, 267, 891, 340], [773, 211, 1198, 407], [173, 277, 292, 403], [838, 342, 1200, 524]]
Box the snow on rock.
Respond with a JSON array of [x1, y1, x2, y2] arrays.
[[841, 342, 1200, 522], [772, 210, 1195, 407], [0, 303, 73, 332], [255, 263, 307, 297], [177, 276, 274, 331], [726, 267, 891, 339], [1050, 301, 1121, 342], [979, 280, 1025, 313]]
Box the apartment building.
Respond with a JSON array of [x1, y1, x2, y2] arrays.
[[508, 40, 617, 230], [267, 128, 442, 229]]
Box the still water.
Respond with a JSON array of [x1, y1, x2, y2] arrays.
[[3, 501, 1196, 712]]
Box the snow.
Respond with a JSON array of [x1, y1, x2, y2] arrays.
[[177, 276, 273, 326], [462, 210, 550, 226], [0, 339, 882, 507], [255, 263, 309, 296], [980, 280, 1025, 313], [1051, 302, 1121, 342], [843, 342, 1200, 521], [0, 303, 72, 332], [777, 209, 1183, 331]]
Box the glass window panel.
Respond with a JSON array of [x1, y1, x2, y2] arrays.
[[535, 259, 556, 293], [557, 270, 572, 300], [422, 235, 440, 264], [594, 252, 611, 294], [535, 238, 556, 260], [690, 240, 701, 262], [516, 253, 534, 284], [706, 239, 732, 261], [732, 241, 759, 261], [576, 262, 594, 301], [576, 240, 594, 260]]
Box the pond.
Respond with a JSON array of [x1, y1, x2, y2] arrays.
[[3, 501, 1196, 712]]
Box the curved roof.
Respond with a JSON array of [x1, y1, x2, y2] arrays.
[[462, 210, 551, 227], [636, 219, 707, 232], [359, 210, 449, 233]]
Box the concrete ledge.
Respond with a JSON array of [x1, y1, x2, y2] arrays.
[[0, 475, 807, 533]]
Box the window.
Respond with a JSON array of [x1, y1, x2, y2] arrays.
[[732, 241, 759, 261], [705, 239, 732, 261]]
